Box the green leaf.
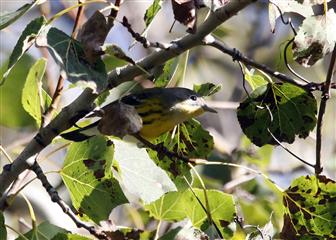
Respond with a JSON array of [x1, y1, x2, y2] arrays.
[[183, 189, 236, 238], [149, 119, 214, 177], [193, 83, 222, 96], [0, 1, 43, 30], [154, 58, 179, 87], [113, 139, 177, 204], [0, 55, 36, 127], [51, 233, 91, 240], [21, 58, 51, 127], [144, 191, 186, 221], [42, 27, 107, 92], [0, 212, 6, 240], [61, 136, 127, 223], [158, 227, 182, 240], [241, 66, 269, 91], [16, 221, 68, 240], [293, 9, 336, 67], [281, 175, 336, 239], [237, 83, 317, 147], [1, 16, 46, 85], [144, 0, 162, 27], [146, 189, 236, 238]]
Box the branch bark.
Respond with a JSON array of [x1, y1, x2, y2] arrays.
[[0, 0, 255, 198]]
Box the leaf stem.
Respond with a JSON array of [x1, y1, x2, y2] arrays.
[[267, 129, 315, 169], [315, 43, 336, 175]]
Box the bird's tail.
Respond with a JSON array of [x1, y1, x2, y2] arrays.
[[60, 121, 100, 142]]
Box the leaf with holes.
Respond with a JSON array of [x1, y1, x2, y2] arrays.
[[144, 0, 162, 27], [237, 83, 317, 147], [293, 9, 336, 67], [1, 16, 46, 85], [38, 27, 107, 92], [61, 136, 127, 223], [21, 58, 51, 127], [193, 83, 222, 96], [281, 175, 336, 239]]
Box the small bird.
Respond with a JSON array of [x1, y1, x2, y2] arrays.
[[61, 87, 217, 141]]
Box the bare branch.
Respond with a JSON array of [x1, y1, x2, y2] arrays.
[[29, 161, 107, 239]]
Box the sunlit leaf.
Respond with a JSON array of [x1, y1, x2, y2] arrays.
[[144, 0, 162, 27], [193, 83, 222, 96], [281, 175, 336, 239], [113, 139, 177, 204], [1, 16, 46, 85], [0, 55, 36, 127], [241, 66, 269, 91], [146, 189, 236, 238], [154, 58, 179, 87], [144, 191, 186, 221], [16, 222, 68, 240], [61, 136, 127, 223], [237, 83, 317, 147], [39, 27, 107, 92], [21, 58, 51, 127], [293, 9, 336, 67]]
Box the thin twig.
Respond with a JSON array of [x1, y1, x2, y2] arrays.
[[315, 43, 336, 175], [41, 1, 84, 127], [267, 129, 315, 168], [29, 161, 107, 239], [206, 38, 318, 91], [121, 16, 169, 49], [107, 0, 120, 29]]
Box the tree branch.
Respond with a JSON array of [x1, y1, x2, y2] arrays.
[[29, 161, 107, 239], [207, 38, 314, 90], [315, 43, 336, 175], [0, 0, 256, 198]]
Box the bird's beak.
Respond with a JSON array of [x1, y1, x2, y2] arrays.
[[202, 105, 217, 113]]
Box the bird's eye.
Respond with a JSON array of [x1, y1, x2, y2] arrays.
[[190, 95, 197, 101]]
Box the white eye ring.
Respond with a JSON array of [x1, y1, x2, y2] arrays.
[[190, 95, 197, 101]]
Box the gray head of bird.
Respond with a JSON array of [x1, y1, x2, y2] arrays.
[[166, 88, 217, 117]]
